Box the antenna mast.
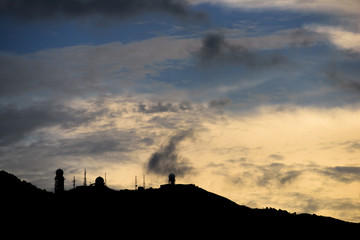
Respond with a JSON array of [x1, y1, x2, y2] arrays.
[[73, 176, 76, 189], [135, 176, 137, 190], [83, 168, 87, 186]]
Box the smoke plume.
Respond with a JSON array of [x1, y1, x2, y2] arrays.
[[146, 129, 194, 176]]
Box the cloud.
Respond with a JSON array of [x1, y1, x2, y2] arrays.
[[344, 140, 360, 152], [196, 32, 289, 69], [256, 163, 302, 187], [306, 25, 360, 53], [325, 63, 360, 92], [0, 103, 98, 146], [1, 0, 206, 22], [208, 98, 231, 108], [223, 162, 303, 188], [137, 101, 193, 113], [146, 129, 194, 176], [54, 129, 146, 157], [285, 28, 321, 48], [190, 0, 360, 16], [268, 154, 284, 160], [0, 36, 195, 98], [319, 166, 360, 183]]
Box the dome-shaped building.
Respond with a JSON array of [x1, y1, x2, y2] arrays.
[[169, 173, 175, 185], [95, 176, 105, 188]]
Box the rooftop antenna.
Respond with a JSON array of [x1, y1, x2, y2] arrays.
[[72, 176, 76, 189], [135, 176, 137, 190], [83, 168, 87, 186], [105, 172, 107, 186]]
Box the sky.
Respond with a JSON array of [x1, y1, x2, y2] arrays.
[[1, 0, 360, 222]]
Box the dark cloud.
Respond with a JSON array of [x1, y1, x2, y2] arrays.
[[223, 162, 303, 188], [197, 32, 289, 69], [319, 166, 360, 183], [346, 141, 360, 152], [279, 170, 302, 185], [287, 28, 319, 48], [256, 163, 302, 187], [146, 129, 194, 176], [0, 102, 106, 146], [0, 0, 205, 21], [268, 154, 284, 161], [53, 129, 148, 157], [137, 101, 193, 113], [208, 98, 231, 108], [257, 169, 302, 186], [0, 52, 108, 98], [325, 63, 360, 92]]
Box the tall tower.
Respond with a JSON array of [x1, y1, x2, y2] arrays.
[[54, 169, 65, 194], [72, 176, 76, 189], [83, 168, 87, 186]]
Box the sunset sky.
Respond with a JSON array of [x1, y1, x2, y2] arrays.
[[1, 0, 360, 222]]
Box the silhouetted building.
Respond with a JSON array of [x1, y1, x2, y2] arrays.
[[169, 173, 175, 185], [54, 169, 65, 194], [95, 176, 105, 188]]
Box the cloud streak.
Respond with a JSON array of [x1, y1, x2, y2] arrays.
[[325, 63, 360, 92], [0, 103, 99, 146], [0, 0, 206, 22], [197, 32, 289, 69], [137, 101, 193, 114], [319, 166, 360, 183], [306, 25, 360, 54]]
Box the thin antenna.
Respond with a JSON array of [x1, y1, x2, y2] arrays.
[[73, 176, 76, 189], [105, 172, 107, 186], [83, 168, 87, 186], [135, 176, 137, 190], [143, 174, 145, 189]]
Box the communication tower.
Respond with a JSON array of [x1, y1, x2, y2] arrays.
[[83, 168, 87, 186], [72, 176, 76, 189]]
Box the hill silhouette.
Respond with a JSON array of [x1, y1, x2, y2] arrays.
[[1, 170, 358, 237]]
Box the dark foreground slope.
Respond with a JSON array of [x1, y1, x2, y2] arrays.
[[1, 171, 358, 237]]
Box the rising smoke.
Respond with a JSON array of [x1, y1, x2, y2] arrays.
[[146, 129, 194, 177]]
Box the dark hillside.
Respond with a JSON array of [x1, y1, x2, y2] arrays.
[[1, 171, 358, 237]]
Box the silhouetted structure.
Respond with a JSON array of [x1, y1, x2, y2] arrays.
[[72, 176, 76, 189], [95, 176, 105, 188], [54, 169, 64, 194], [1, 170, 359, 237], [169, 173, 175, 185], [83, 168, 87, 186]]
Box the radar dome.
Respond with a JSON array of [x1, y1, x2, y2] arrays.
[[55, 169, 64, 176], [95, 176, 105, 187], [169, 173, 175, 185]]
